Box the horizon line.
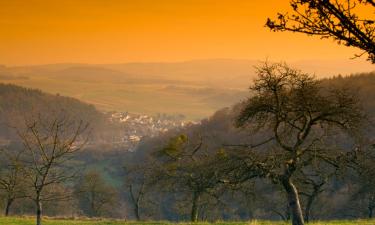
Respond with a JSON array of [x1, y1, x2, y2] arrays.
[[1, 57, 373, 68]]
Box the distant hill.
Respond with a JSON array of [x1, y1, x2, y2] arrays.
[[0, 84, 191, 151], [1, 59, 373, 119], [0, 83, 105, 140], [322, 72, 375, 117]]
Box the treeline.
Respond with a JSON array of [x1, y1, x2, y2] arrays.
[[0, 84, 135, 146], [0, 69, 375, 225], [323, 72, 375, 115]]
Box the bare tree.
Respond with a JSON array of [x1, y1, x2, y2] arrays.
[[128, 181, 144, 220], [349, 144, 375, 218], [75, 170, 118, 218], [298, 172, 327, 222], [124, 164, 153, 221], [16, 114, 88, 225], [155, 134, 226, 222], [0, 147, 27, 216], [235, 62, 364, 225], [266, 0, 375, 63]]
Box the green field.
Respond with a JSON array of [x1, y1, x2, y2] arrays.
[[0, 217, 374, 225]]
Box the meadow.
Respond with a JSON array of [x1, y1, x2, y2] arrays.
[[0, 217, 374, 225]]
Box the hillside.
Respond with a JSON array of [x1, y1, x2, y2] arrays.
[[0, 83, 105, 141], [323, 73, 375, 116], [136, 72, 375, 152], [1, 59, 373, 119], [128, 72, 375, 220], [0, 71, 374, 221], [0, 84, 189, 152], [134, 72, 375, 166]]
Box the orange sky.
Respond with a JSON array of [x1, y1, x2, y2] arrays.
[[0, 0, 373, 66]]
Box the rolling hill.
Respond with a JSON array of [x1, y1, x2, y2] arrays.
[[0, 59, 373, 119]]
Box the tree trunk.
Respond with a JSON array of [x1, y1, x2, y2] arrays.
[[285, 203, 291, 221], [191, 191, 200, 222], [129, 184, 142, 221], [134, 203, 140, 221], [89, 191, 98, 217], [369, 196, 375, 219], [281, 177, 304, 225], [369, 207, 373, 219], [36, 198, 42, 225], [4, 198, 14, 216], [304, 194, 315, 223], [303, 182, 324, 223]]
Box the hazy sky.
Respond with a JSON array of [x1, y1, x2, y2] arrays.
[[0, 0, 372, 65]]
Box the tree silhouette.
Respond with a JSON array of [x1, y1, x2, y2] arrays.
[[236, 62, 364, 225], [0, 148, 27, 216], [75, 171, 118, 217], [266, 0, 375, 63], [17, 114, 88, 225]]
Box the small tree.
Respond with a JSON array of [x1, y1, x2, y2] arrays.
[[155, 134, 226, 222], [297, 171, 328, 222], [75, 171, 118, 217], [235, 62, 363, 225], [0, 148, 27, 216], [16, 114, 88, 225], [124, 164, 154, 221], [349, 144, 375, 218], [266, 0, 375, 63]]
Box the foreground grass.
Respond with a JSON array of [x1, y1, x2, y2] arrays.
[[0, 217, 374, 225]]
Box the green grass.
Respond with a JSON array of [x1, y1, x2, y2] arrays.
[[0, 217, 374, 225]]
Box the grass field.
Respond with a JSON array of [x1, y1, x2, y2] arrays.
[[0, 217, 374, 225]]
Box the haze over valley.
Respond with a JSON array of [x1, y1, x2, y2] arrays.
[[0, 58, 373, 119]]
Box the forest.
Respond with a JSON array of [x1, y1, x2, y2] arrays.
[[0, 70, 374, 225]]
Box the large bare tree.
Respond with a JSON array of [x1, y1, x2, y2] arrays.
[[16, 114, 88, 225], [235, 62, 364, 225], [266, 0, 375, 63]]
